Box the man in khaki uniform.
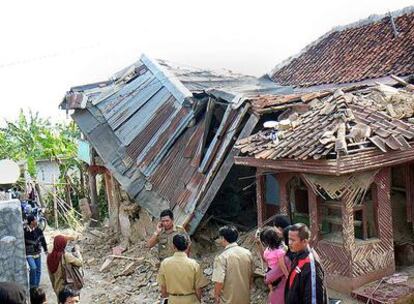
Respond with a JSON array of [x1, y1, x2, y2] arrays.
[[212, 225, 254, 304], [147, 209, 188, 261], [157, 234, 208, 304]]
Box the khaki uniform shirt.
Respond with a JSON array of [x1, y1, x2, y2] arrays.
[[48, 252, 83, 296], [157, 252, 208, 304], [212, 243, 254, 304], [157, 225, 187, 261]]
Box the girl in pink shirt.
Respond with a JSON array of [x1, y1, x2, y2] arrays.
[[260, 228, 289, 291]]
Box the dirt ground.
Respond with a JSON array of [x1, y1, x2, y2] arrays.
[[39, 226, 362, 304]]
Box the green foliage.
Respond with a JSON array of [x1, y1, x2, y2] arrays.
[[1, 109, 94, 223], [98, 177, 108, 219], [0, 109, 80, 177]]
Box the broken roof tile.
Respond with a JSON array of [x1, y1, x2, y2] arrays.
[[235, 84, 414, 160]]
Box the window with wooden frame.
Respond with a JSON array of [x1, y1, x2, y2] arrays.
[[320, 199, 344, 243], [288, 178, 310, 225], [264, 174, 280, 206], [320, 185, 378, 243], [354, 186, 378, 240]]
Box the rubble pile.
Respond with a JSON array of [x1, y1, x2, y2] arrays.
[[79, 226, 269, 304]]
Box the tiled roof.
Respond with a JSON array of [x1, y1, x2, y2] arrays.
[[270, 9, 414, 87], [249, 88, 357, 114], [236, 84, 414, 160]]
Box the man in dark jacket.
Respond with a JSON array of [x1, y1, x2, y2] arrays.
[[24, 215, 48, 288], [285, 223, 327, 304]]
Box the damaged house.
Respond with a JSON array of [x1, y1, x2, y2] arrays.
[[235, 84, 414, 292], [234, 6, 414, 295], [60, 54, 290, 236], [58, 5, 414, 297]]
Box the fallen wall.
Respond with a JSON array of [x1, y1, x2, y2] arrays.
[[107, 176, 156, 244]]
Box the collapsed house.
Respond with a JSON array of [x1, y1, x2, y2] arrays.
[[60, 54, 290, 235], [235, 84, 414, 292], [58, 5, 414, 296], [233, 6, 414, 294]]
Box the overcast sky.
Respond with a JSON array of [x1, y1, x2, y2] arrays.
[[0, 0, 413, 124]]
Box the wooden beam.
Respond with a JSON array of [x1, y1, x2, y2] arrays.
[[235, 156, 339, 175], [308, 186, 319, 245], [341, 193, 355, 255], [405, 164, 413, 223], [374, 168, 393, 244], [235, 145, 414, 175], [199, 98, 215, 160], [104, 172, 119, 233], [88, 164, 100, 224], [278, 173, 293, 216], [186, 111, 258, 234], [199, 105, 234, 173], [256, 170, 265, 226]]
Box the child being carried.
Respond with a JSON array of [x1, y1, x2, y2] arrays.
[[259, 227, 289, 289]]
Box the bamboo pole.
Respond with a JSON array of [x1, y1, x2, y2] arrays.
[[52, 175, 58, 229]]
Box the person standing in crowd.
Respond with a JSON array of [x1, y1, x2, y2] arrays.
[[47, 235, 83, 297], [147, 209, 189, 261], [157, 234, 208, 304], [272, 215, 296, 260], [212, 225, 254, 304], [0, 282, 26, 304], [256, 227, 290, 304], [58, 287, 80, 304], [24, 214, 48, 288], [285, 223, 328, 304], [30, 287, 47, 304]]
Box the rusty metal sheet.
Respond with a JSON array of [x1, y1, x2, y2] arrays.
[[139, 107, 192, 175], [148, 121, 206, 210], [126, 99, 176, 160], [115, 87, 172, 145]]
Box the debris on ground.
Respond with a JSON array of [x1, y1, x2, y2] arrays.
[[78, 224, 269, 304], [352, 268, 414, 303], [67, 223, 362, 303]]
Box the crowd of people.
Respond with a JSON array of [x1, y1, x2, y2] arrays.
[[0, 213, 83, 304], [0, 207, 327, 303], [148, 209, 328, 304]]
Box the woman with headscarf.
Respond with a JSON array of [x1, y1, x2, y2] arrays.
[[47, 235, 83, 296]]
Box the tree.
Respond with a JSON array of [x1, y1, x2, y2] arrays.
[[1, 109, 86, 211]]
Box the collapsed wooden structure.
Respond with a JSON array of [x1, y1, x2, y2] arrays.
[[60, 54, 289, 234], [235, 83, 414, 291]]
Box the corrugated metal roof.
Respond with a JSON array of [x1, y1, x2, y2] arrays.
[[158, 59, 292, 101], [62, 53, 282, 229]]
